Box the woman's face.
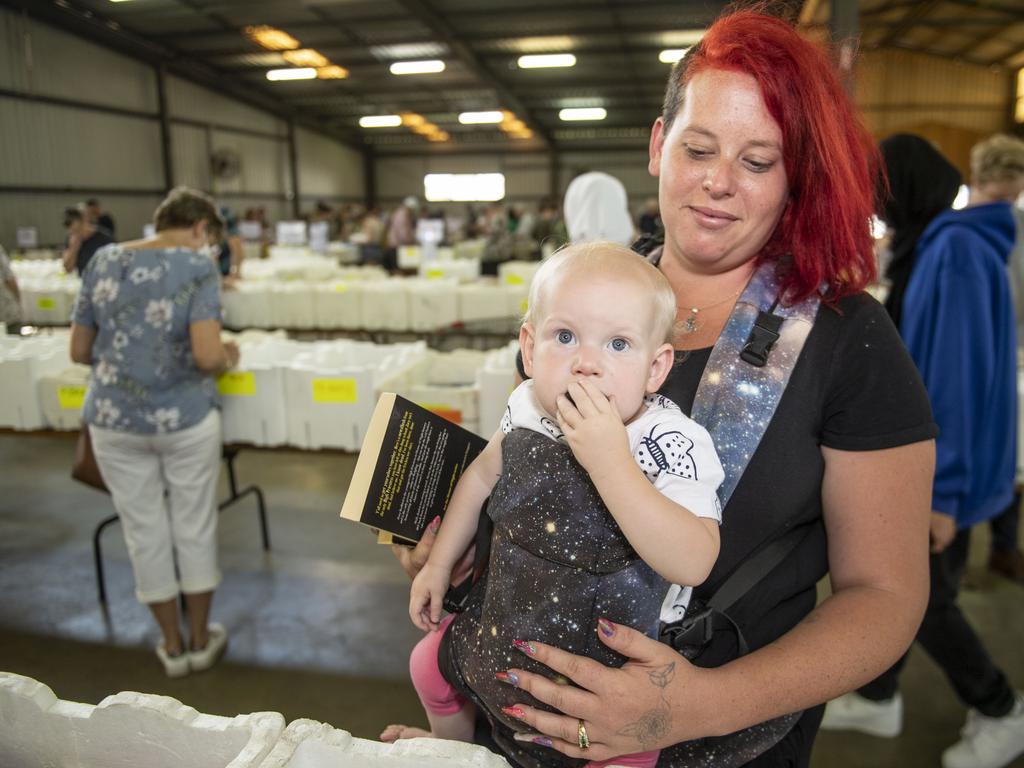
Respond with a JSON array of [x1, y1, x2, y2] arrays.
[[649, 68, 790, 275]]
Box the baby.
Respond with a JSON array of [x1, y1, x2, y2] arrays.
[[385, 242, 724, 768]]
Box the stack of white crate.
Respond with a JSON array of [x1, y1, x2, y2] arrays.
[[457, 281, 528, 324], [385, 349, 488, 436], [38, 364, 92, 430], [312, 281, 364, 330], [13, 261, 81, 326], [406, 278, 460, 332], [0, 334, 73, 430], [0, 672, 510, 768]]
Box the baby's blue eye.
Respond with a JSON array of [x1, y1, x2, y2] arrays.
[[557, 330, 574, 344], [610, 338, 629, 351]]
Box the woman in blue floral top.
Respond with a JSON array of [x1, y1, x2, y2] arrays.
[[70, 187, 240, 678]]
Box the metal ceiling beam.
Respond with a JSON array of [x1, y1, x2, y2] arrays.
[[943, 0, 1024, 21], [0, 0, 364, 149], [391, 0, 552, 146], [877, 0, 943, 48]]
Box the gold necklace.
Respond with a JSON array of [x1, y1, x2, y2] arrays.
[[678, 289, 742, 334]]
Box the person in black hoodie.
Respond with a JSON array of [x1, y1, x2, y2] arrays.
[[877, 133, 963, 330]]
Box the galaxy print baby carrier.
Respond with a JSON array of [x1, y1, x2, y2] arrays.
[[442, 262, 820, 768]]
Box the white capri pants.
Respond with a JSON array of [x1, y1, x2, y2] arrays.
[[91, 409, 222, 604]]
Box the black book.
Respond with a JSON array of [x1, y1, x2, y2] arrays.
[[341, 392, 488, 545]]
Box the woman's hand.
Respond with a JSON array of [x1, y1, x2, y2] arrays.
[[929, 511, 957, 553], [391, 516, 475, 585], [555, 379, 631, 477], [498, 619, 711, 761]]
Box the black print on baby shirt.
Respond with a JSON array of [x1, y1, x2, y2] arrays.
[[637, 426, 698, 481]]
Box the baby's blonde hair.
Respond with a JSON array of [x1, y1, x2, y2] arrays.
[[523, 241, 678, 345], [970, 134, 1024, 185]]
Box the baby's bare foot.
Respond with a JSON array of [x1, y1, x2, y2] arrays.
[[380, 724, 433, 742]]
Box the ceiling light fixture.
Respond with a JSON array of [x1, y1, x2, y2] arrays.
[[658, 48, 690, 64], [559, 107, 607, 121], [282, 49, 328, 68], [517, 54, 576, 69], [458, 111, 505, 124], [317, 65, 349, 79], [390, 60, 445, 75], [359, 115, 403, 128], [266, 68, 317, 81], [245, 26, 300, 51]]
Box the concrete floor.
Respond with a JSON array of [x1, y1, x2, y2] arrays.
[[1, 432, 1021, 767]]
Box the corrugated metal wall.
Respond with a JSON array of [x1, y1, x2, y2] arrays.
[[0, 6, 364, 250]]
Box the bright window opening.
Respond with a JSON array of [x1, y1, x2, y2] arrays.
[[424, 173, 506, 202]]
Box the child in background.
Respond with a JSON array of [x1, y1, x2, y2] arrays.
[[383, 242, 725, 768]]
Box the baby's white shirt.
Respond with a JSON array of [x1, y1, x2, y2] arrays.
[[499, 380, 724, 622]]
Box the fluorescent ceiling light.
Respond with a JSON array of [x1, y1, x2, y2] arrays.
[[282, 49, 328, 68], [459, 111, 504, 124], [559, 107, 606, 121], [359, 115, 403, 128], [659, 48, 690, 64], [244, 25, 300, 51], [266, 68, 317, 81], [425, 173, 505, 202], [317, 65, 349, 79], [390, 60, 445, 75], [518, 54, 576, 69]]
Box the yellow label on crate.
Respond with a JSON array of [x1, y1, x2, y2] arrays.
[[57, 386, 86, 410], [37, 297, 56, 310], [333, 283, 349, 293], [312, 378, 358, 403], [504, 274, 525, 286], [217, 371, 256, 396], [425, 268, 445, 280], [519, 297, 529, 313]]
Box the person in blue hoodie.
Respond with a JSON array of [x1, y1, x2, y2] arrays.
[[822, 134, 1023, 768]]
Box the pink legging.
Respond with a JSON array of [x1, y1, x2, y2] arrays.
[[409, 616, 659, 767]]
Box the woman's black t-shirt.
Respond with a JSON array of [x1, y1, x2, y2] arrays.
[[660, 292, 936, 660]]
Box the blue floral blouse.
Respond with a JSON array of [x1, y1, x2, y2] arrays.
[[71, 245, 222, 434]]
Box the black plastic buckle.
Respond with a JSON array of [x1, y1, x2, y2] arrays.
[[660, 606, 715, 660], [740, 310, 784, 367]]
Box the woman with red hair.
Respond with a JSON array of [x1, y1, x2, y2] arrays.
[[395, 10, 935, 767]]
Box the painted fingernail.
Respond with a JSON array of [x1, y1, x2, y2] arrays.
[[532, 736, 554, 748], [512, 639, 537, 656], [495, 671, 519, 686], [428, 516, 441, 535], [598, 617, 616, 637], [501, 706, 526, 719]]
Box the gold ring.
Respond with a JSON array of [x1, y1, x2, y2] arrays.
[[577, 719, 590, 750]]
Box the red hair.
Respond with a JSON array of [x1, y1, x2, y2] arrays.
[[663, 11, 879, 304]]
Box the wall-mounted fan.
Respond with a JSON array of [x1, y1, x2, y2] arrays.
[[210, 148, 242, 180]]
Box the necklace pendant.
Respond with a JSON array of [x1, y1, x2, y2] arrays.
[[684, 314, 698, 333]]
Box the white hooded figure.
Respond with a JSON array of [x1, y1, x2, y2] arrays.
[[562, 171, 635, 246]]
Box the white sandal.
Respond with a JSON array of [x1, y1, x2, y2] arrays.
[[188, 623, 228, 673], [156, 641, 190, 678]]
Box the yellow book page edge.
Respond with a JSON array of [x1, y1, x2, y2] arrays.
[[339, 391, 397, 523]]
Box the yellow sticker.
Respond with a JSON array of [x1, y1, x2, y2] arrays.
[[312, 378, 358, 403], [519, 297, 529, 313], [37, 297, 56, 310], [333, 283, 349, 293], [425, 268, 445, 280], [57, 386, 86, 410], [504, 274, 524, 286], [217, 371, 256, 396]]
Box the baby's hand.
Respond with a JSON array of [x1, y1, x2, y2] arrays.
[[556, 378, 631, 477], [409, 562, 451, 632]]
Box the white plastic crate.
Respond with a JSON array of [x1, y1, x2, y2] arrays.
[[457, 282, 525, 324], [38, 365, 91, 430], [477, 341, 520, 438], [417, 258, 481, 282], [0, 337, 72, 429], [359, 281, 409, 331], [388, 349, 488, 436], [313, 282, 363, 330], [256, 718, 510, 768], [218, 340, 305, 447], [406, 279, 458, 332], [0, 672, 284, 768], [497, 261, 540, 290]]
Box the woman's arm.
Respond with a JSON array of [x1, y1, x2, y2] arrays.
[[189, 319, 239, 374], [69, 323, 96, 365], [497, 440, 933, 761]]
